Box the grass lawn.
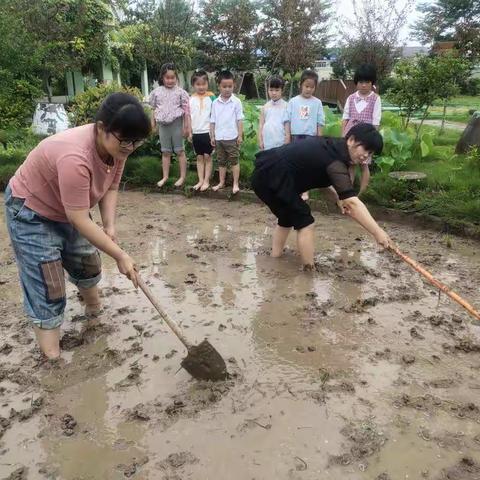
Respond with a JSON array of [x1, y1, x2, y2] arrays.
[[433, 95, 480, 108]]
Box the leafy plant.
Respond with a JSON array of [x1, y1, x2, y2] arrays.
[[69, 83, 143, 126], [376, 127, 433, 172]]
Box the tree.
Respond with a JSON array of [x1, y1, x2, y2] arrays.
[[199, 0, 259, 71], [258, 0, 330, 83], [413, 0, 480, 61], [387, 54, 470, 138], [0, 1, 44, 127], [337, 0, 415, 80], [123, 0, 197, 77], [16, 0, 115, 100]]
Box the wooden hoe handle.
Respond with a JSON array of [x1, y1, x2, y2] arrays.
[[390, 245, 480, 322], [137, 276, 192, 349]]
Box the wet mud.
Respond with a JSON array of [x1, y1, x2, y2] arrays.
[[1, 191, 480, 479]]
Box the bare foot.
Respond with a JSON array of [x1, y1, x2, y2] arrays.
[[232, 185, 240, 194], [157, 178, 168, 188], [301, 192, 309, 201], [193, 182, 203, 191], [212, 183, 225, 192], [200, 182, 210, 192], [174, 178, 185, 188]]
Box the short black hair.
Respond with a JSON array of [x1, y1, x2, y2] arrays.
[[217, 70, 234, 83], [346, 123, 383, 156], [300, 69, 318, 87], [268, 75, 285, 89], [158, 62, 178, 85], [353, 64, 377, 85], [95, 92, 151, 140], [191, 69, 209, 86]]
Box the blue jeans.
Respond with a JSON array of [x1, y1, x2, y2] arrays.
[[4, 184, 102, 329]]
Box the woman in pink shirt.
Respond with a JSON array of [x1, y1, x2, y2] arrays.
[[4, 93, 150, 360]]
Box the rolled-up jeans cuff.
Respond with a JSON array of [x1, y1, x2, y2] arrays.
[[30, 313, 64, 330], [69, 272, 102, 290]]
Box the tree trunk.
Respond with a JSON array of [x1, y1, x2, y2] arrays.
[[440, 99, 447, 134], [43, 72, 52, 103], [415, 106, 430, 143], [456, 112, 480, 154]]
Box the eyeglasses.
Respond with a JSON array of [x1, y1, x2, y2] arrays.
[[110, 132, 145, 149]]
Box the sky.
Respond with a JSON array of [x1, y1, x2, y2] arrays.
[[333, 0, 425, 46]]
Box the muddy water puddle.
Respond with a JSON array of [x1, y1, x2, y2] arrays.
[[1, 192, 480, 479]]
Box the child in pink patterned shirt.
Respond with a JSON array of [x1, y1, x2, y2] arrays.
[[149, 62, 191, 188], [342, 64, 382, 195]]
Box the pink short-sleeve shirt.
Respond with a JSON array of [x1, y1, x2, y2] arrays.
[[10, 124, 125, 223]]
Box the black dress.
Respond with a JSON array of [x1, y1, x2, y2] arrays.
[[251, 137, 356, 230]]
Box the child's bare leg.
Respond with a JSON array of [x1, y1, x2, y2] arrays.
[[232, 163, 240, 194], [272, 225, 291, 257], [301, 191, 309, 201], [174, 151, 187, 187], [194, 155, 204, 190], [213, 167, 227, 191], [297, 224, 315, 268], [78, 286, 101, 315], [34, 326, 61, 359], [200, 154, 212, 191], [157, 152, 171, 187]]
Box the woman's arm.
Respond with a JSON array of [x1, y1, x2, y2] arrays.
[[341, 196, 391, 247], [65, 208, 138, 287], [99, 189, 118, 242], [341, 120, 348, 136]]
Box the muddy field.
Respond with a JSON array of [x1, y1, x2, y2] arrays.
[[1, 191, 480, 480]]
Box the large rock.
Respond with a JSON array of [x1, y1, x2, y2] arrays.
[[456, 111, 480, 154], [32, 103, 70, 136]]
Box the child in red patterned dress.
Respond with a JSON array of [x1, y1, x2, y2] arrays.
[[342, 64, 382, 195]]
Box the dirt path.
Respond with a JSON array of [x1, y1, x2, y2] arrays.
[[411, 118, 467, 131], [1, 192, 480, 480]]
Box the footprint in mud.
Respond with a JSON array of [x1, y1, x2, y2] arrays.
[[328, 419, 387, 469], [115, 362, 143, 389], [157, 451, 199, 478], [60, 324, 115, 351], [117, 456, 149, 478], [3, 466, 28, 480]]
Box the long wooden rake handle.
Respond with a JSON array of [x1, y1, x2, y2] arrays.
[[389, 245, 480, 322], [137, 276, 192, 349]]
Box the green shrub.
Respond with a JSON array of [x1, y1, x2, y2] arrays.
[[123, 156, 159, 186], [0, 164, 19, 190], [0, 148, 28, 166], [0, 73, 43, 130], [69, 83, 144, 126], [0, 128, 43, 150], [363, 172, 416, 208]]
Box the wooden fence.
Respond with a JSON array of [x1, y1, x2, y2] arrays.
[[316, 79, 381, 112]]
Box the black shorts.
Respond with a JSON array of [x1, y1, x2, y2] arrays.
[[192, 133, 213, 156], [251, 151, 314, 230]]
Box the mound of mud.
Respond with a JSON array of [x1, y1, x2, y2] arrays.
[[437, 457, 480, 479]]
